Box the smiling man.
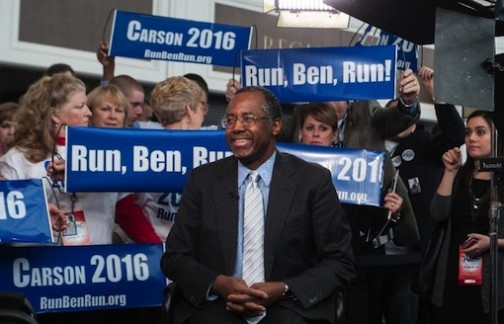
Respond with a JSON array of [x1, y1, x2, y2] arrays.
[[161, 86, 355, 324]]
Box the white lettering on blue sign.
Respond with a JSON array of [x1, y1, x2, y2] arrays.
[[397, 60, 411, 70], [193, 147, 232, 168], [0, 191, 27, 219], [133, 146, 186, 174], [126, 20, 183, 46], [90, 253, 149, 283], [71, 145, 126, 174], [391, 37, 415, 53], [292, 63, 337, 86], [13, 258, 86, 287], [244, 65, 287, 87], [337, 190, 369, 205], [143, 50, 213, 64], [342, 60, 392, 83], [186, 28, 236, 50], [336, 157, 381, 183], [40, 294, 127, 309]]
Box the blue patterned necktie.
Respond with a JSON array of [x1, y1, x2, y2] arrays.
[[242, 171, 265, 286]]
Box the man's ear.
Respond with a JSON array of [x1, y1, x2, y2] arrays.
[[271, 118, 282, 136]]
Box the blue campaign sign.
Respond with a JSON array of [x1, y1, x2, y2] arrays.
[[109, 10, 252, 67], [65, 127, 232, 193], [240, 46, 397, 103], [0, 244, 167, 313], [66, 127, 384, 206], [0, 179, 52, 244], [277, 143, 384, 206], [354, 24, 418, 72]]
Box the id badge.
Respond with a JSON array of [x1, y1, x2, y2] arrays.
[[61, 210, 91, 246], [458, 245, 482, 285]]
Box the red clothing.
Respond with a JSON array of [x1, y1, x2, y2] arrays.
[[115, 194, 161, 243]]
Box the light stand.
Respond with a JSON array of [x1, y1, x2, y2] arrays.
[[479, 125, 503, 324]]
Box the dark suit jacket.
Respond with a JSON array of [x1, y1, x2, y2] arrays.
[[161, 151, 355, 324]]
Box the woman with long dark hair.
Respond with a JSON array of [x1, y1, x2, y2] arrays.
[[430, 110, 504, 323]]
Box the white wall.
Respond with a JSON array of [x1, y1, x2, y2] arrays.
[[0, 0, 369, 94], [0, 0, 265, 93], [0, 0, 495, 119]]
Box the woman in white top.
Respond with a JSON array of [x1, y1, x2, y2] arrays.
[[87, 84, 160, 243], [0, 74, 124, 245]]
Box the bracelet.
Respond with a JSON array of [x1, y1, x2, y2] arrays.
[[399, 97, 417, 108]]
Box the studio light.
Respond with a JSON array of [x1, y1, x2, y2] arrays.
[[264, 0, 350, 29]]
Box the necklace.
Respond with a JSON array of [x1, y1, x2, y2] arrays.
[[469, 177, 490, 220]]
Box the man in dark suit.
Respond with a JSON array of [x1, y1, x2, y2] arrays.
[[161, 86, 355, 324]]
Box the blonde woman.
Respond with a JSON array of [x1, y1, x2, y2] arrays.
[[87, 84, 160, 243], [135, 76, 206, 241]]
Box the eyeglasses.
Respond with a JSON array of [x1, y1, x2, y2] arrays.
[[222, 113, 269, 128]]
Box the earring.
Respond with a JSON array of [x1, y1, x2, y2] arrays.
[[298, 135, 303, 143]]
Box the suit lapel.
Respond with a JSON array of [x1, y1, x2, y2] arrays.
[[212, 157, 240, 274], [264, 153, 296, 280]]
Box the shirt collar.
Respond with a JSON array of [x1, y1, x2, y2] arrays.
[[238, 151, 276, 187]]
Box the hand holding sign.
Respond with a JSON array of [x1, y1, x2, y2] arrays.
[[398, 68, 420, 106], [225, 78, 241, 102], [418, 66, 435, 101], [47, 158, 65, 182], [48, 203, 67, 233], [96, 41, 115, 82]]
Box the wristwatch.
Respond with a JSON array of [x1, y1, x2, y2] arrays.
[[283, 283, 289, 296], [282, 283, 293, 299]]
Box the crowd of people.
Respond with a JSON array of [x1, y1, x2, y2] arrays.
[[0, 40, 503, 324]]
